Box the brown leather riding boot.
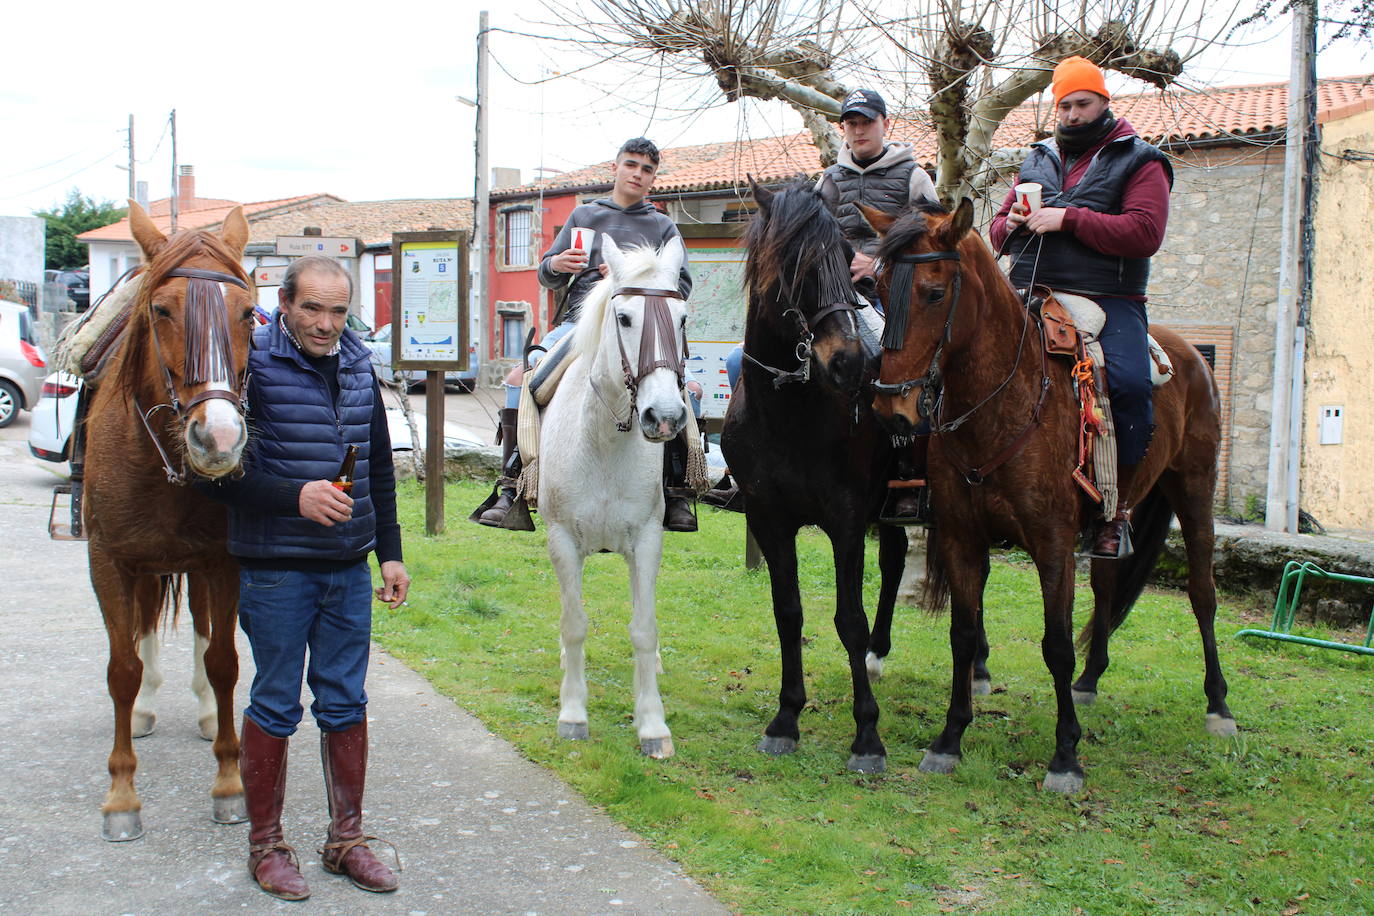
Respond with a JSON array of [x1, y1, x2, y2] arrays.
[[1091, 464, 1137, 559], [320, 721, 399, 893], [241, 718, 309, 901], [471, 408, 533, 530], [662, 432, 698, 532]]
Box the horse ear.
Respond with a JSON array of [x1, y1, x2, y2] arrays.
[[601, 235, 626, 281], [935, 197, 976, 248], [219, 205, 249, 255], [749, 175, 773, 215], [857, 203, 896, 237], [660, 236, 686, 281], [128, 200, 166, 262]]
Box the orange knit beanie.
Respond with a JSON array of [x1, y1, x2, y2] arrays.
[[1052, 56, 1109, 105]]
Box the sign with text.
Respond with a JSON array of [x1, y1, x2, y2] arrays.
[[391, 230, 469, 372], [253, 265, 287, 286], [275, 236, 360, 258]]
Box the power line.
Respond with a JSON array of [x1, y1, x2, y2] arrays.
[[0, 141, 108, 182], [0, 150, 121, 203]]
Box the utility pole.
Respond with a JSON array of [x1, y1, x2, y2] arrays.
[[1264, 0, 1317, 532], [475, 10, 491, 381], [126, 115, 135, 201], [169, 109, 179, 232]]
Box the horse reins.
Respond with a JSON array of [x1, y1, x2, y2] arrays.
[[593, 286, 688, 432], [742, 300, 859, 388], [135, 266, 252, 483]]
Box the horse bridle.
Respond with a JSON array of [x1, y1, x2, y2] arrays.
[[135, 266, 252, 483], [871, 250, 963, 419], [742, 300, 860, 388], [595, 286, 688, 432]]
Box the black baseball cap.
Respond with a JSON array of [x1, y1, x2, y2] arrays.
[[840, 88, 887, 121]]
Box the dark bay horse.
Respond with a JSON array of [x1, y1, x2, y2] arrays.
[[84, 201, 255, 839], [868, 200, 1236, 793], [721, 181, 907, 773]]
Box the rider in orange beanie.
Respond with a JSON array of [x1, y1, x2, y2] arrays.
[[1051, 55, 1110, 105]]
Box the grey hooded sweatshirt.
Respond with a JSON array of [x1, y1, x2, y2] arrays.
[[538, 197, 692, 324]]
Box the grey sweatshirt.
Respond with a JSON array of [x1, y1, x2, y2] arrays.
[[537, 197, 692, 323]]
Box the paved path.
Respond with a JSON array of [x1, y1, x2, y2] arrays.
[[0, 413, 729, 916]]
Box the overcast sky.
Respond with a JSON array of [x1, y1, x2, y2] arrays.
[[2, 1, 1370, 220]]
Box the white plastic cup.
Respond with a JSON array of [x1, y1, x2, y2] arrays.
[[569, 227, 596, 253], [1015, 182, 1042, 212]]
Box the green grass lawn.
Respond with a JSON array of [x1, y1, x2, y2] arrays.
[[375, 480, 1374, 916]]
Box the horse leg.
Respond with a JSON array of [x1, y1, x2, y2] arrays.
[[1073, 561, 1116, 704], [833, 533, 885, 773], [191, 624, 217, 741], [754, 522, 805, 756], [547, 525, 590, 740], [92, 552, 151, 841], [191, 568, 246, 825], [920, 539, 987, 776], [1034, 549, 1086, 795], [132, 630, 162, 738], [865, 525, 907, 680], [1164, 474, 1237, 736], [626, 530, 673, 758]]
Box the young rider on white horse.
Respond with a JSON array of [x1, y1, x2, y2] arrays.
[[472, 137, 697, 531]]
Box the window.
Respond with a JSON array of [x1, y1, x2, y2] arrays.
[[502, 207, 533, 267], [502, 315, 525, 359]]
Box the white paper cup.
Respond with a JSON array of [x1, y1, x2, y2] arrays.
[[569, 227, 595, 252], [1015, 182, 1042, 212]]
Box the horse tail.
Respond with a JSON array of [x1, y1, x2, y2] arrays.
[[159, 573, 184, 628], [1078, 485, 1173, 648], [921, 525, 951, 614]]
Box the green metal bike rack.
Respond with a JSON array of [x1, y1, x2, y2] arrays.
[[1237, 560, 1374, 656]]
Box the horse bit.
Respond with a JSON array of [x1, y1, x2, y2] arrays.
[[136, 266, 252, 484], [594, 286, 689, 432]]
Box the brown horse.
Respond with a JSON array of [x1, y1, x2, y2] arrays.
[[84, 201, 255, 840], [867, 200, 1236, 794]]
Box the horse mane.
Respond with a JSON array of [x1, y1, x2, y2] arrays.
[[113, 229, 250, 396], [875, 201, 950, 262], [573, 244, 665, 365], [744, 181, 852, 308]]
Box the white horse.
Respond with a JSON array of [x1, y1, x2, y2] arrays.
[[537, 237, 690, 759]]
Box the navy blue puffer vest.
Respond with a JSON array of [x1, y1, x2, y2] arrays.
[[228, 320, 377, 560], [1005, 135, 1173, 297]]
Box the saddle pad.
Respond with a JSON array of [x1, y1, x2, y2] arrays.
[[56, 274, 142, 381], [1046, 290, 1172, 388], [528, 331, 579, 408]]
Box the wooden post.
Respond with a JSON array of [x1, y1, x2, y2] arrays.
[[425, 372, 445, 535]]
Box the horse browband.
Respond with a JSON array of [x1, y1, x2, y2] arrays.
[[165, 267, 250, 290]]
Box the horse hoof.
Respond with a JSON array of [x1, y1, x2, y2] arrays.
[[1042, 770, 1085, 795], [919, 751, 960, 775], [131, 711, 156, 739], [1072, 688, 1097, 705], [557, 721, 589, 741], [757, 735, 797, 756], [972, 678, 992, 697], [865, 651, 884, 681], [847, 753, 886, 774], [198, 715, 216, 741], [102, 810, 144, 842], [211, 793, 247, 825], [1205, 713, 1239, 737], [640, 736, 675, 759]]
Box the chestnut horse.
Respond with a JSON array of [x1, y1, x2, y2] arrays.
[[722, 181, 907, 773], [84, 202, 254, 839], [868, 200, 1236, 794]]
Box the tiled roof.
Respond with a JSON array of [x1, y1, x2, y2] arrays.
[[78, 194, 341, 243], [245, 198, 474, 249], [501, 74, 1374, 197]]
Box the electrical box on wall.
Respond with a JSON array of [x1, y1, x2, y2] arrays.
[[1319, 406, 1344, 445]]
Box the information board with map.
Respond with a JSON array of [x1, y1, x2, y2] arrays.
[[392, 231, 469, 371], [684, 248, 746, 419]]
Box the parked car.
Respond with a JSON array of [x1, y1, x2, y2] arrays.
[[28, 371, 481, 463], [45, 269, 90, 311], [0, 300, 47, 427], [363, 323, 478, 392]]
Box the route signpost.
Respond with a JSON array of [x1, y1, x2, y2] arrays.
[[391, 229, 470, 535]]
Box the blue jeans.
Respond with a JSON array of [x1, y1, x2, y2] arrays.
[[238, 562, 374, 737], [1095, 296, 1153, 466]]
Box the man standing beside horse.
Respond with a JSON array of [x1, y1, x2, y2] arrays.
[[472, 137, 696, 531], [989, 55, 1172, 558], [205, 255, 408, 899]]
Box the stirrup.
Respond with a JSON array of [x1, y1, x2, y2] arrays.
[[879, 479, 931, 527], [1085, 516, 1134, 559]]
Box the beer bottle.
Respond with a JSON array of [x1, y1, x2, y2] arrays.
[[332, 445, 359, 492]]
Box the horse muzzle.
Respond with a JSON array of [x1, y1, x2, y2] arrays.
[[184, 397, 248, 478], [638, 399, 687, 443]]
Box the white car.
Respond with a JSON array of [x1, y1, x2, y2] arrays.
[[27, 372, 484, 464]]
